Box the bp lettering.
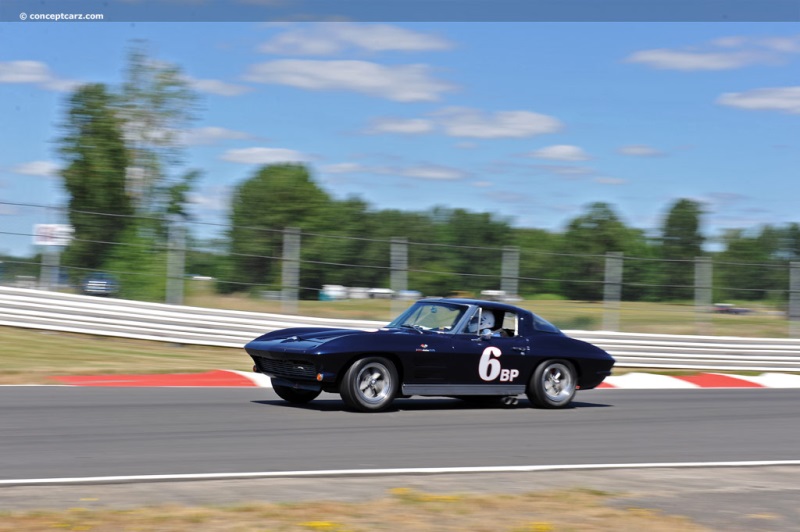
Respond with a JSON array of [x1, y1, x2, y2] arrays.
[[478, 347, 519, 382]]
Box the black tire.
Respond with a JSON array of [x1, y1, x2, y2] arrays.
[[340, 357, 399, 412], [526, 359, 577, 409], [272, 382, 321, 404]]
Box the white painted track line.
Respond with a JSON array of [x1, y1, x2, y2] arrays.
[[3, 460, 800, 486]]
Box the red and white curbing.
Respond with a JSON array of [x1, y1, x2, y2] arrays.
[[45, 370, 800, 389], [599, 372, 800, 389]]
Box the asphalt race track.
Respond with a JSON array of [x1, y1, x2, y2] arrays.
[[2, 387, 800, 481], [3, 387, 800, 529]]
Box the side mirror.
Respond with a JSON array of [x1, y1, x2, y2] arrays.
[[479, 329, 493, 341]]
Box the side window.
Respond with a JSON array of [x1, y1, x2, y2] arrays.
[[501, 312, 518, 337]]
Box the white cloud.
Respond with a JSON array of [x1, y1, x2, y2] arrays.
[[434, 107, 562, 138], [222, 147, 309, 164], [594, 177, 627, 186], [717, 86, 800, 114], [713, 34, 800, 53], [188, 186, 231, 212], [319, 161, 465, 181], [0, 60, 77, 91], [243, 60, 454, 102], [180, 126, 253, 145], [11, 161, 60, 177], [321, 162, 368, 174], [625, 34, 800, 71], [617, 144, 665, 157], [366, 118, 435, 135], [259, 23, 453, 56], [402, 165, 466, 180], [527, 145, 589, 161], [535, 165, 593, 177], [704, 192, 747, 207], [758, 35, 800, 53], [185, 76, 252, 96], [0, 61, 52, 83], [625, 49, 766, 71], [455, 141, 478, 150]]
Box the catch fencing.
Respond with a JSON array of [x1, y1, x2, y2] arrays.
[[2, 286, 799, 372]]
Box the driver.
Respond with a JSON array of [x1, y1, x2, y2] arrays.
[[469, 310, 508, 337]]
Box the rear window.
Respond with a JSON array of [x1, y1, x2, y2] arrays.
[[532, 313, 560, 333]]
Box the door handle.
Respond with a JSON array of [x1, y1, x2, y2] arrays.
[[512, 346, 527, 352]]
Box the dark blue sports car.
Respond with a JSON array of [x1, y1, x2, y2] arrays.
[[245, 298, 614, 412]]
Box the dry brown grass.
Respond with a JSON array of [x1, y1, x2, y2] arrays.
[[0, 326, 249, 385], [0, 488, 708, 531]]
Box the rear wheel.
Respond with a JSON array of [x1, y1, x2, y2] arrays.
[[340, 357, 398, 412], [272, 382, 321, 404], [527, 359, 576, 408]]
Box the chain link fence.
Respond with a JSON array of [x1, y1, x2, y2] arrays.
[[2, 201, 799, 337]]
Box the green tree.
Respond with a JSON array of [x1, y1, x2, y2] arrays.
[[557, 202, 638, 301], [120, 42, 197, 216], [659, 199, 705, 300], [59, 83, 133, 273], [226, 164, 332, 295], [715, 225, 790, 302], [105, 43, 200, 301], [512, 228, 563, 297]]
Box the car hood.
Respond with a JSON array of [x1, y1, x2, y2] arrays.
[[245, 326, 434, 355], [245, 327, 370, 353]]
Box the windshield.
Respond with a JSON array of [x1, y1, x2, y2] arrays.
[[387, 302, 468, 333]]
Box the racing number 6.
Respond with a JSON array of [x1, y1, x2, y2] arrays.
[[478, 346, 502, 381]]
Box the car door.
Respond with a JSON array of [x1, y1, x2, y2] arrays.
[[448, 333, 529, 390]]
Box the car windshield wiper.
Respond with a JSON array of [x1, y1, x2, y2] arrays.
[[400, 324, 426, 334]]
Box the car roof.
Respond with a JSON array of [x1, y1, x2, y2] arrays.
[[424, 298, 526, 314]]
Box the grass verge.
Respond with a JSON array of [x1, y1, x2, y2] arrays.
[[0, 326, 249, 385], [0, 487, 707, 531]]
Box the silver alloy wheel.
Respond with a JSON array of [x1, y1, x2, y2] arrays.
[[540, 362, 575, 402], [356, 362, 393, 405]]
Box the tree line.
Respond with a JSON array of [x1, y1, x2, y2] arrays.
[[30, 43, 800, 304]]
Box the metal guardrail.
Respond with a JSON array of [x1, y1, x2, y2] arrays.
[[1, 286, 799, 372]]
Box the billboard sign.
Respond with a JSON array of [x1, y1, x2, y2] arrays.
[[33, 224, 74, 246]]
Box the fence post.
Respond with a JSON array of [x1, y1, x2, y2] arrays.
[[501, 246, 520, 298], [603, 252, 623, 331], [695, 256, 712, 334], [391, 237, 408, 316], [166, 221, 186, 305], [791, 262, 800, 338], [282, 227, 300, 314], [39, 247, 61, 291]]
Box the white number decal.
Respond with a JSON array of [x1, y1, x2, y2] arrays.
[[479, 347, 502, 381], [478, 347, 520, 382]]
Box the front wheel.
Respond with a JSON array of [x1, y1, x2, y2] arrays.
[[272, 382, 321, 404], [340, 357, 399, 412], [527, 359, 577, 408]]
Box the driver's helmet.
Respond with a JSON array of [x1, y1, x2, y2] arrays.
[[479, 311, 495, 329]]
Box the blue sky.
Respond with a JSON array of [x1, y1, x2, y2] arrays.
[[1, 21, 798, 256]]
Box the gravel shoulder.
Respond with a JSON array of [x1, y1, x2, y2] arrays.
[[2, 466, 799, 531]]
